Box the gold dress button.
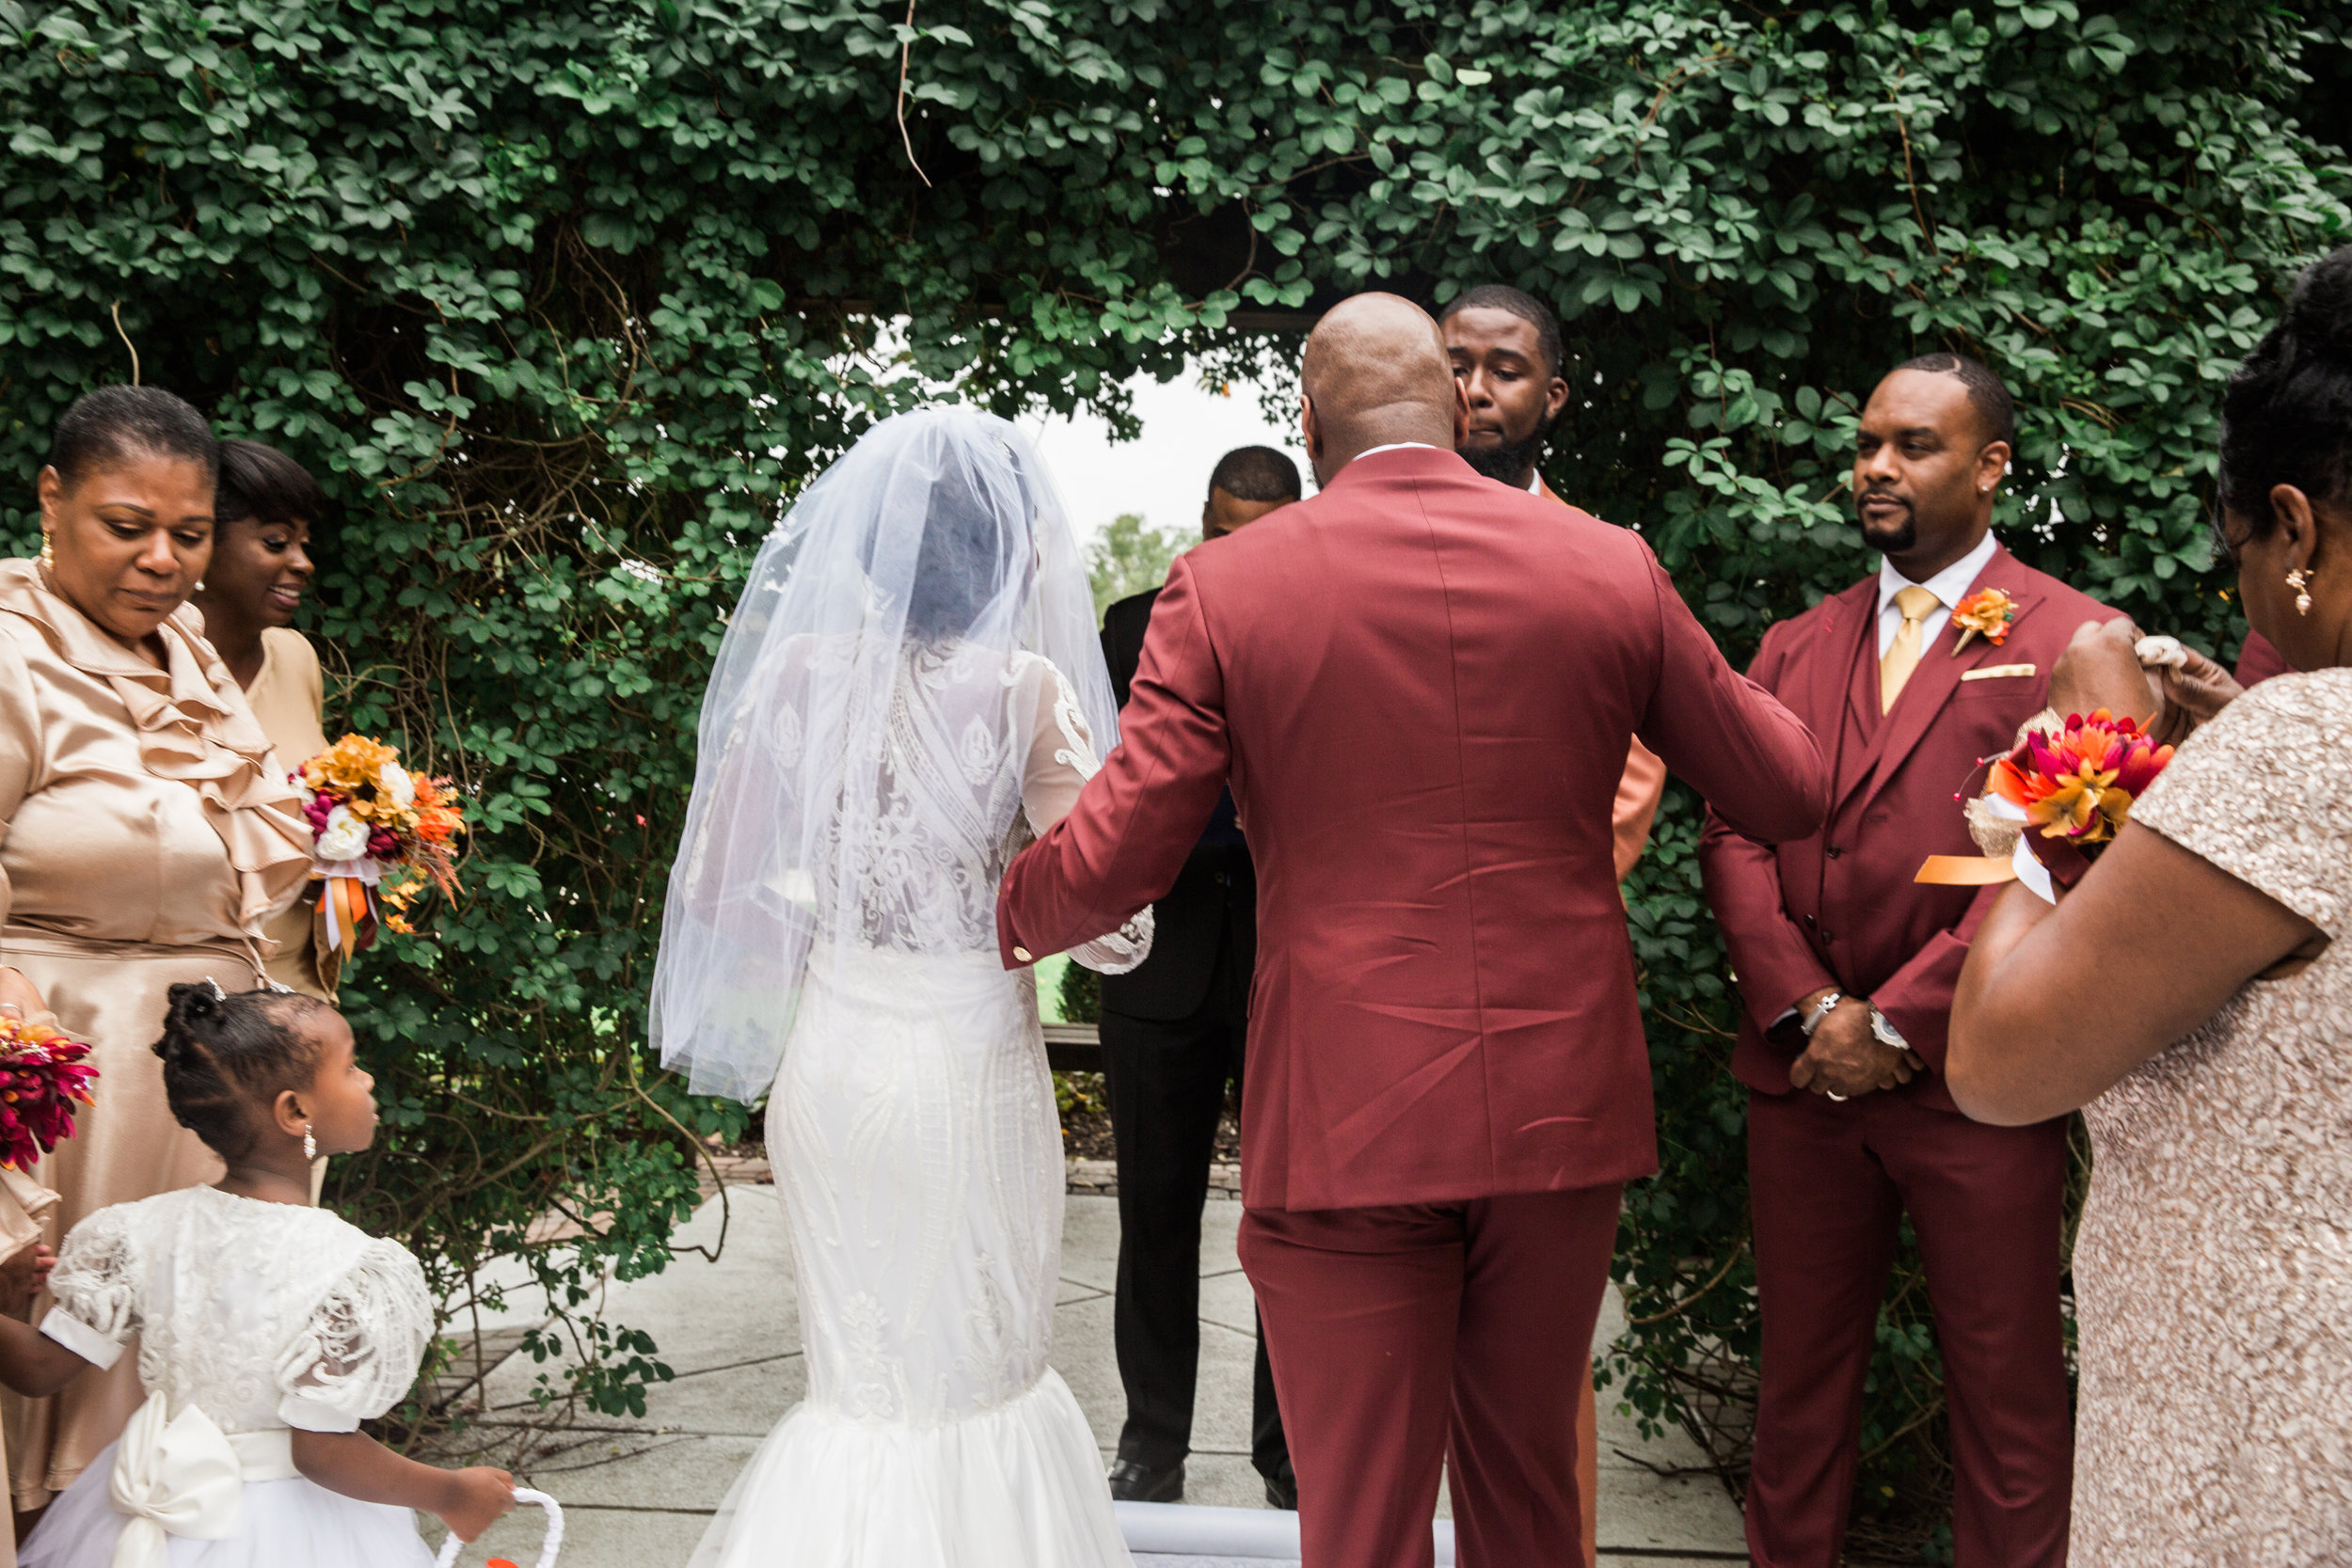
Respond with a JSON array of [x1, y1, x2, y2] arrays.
[[1012, 946, 1033, 963]]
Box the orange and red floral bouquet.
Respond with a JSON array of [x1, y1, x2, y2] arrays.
[[294, 735, 468, 949], [1986, 708, 2173, 891], [0, 1016, 98, 1172]]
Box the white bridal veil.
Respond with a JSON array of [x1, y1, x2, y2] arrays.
[[649, 407, 1118, 1101]]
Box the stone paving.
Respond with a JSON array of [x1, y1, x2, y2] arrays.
[[436, 1175, 1747, 1568]]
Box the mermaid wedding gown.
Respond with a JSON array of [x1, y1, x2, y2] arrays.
[[687, 644, 1149, 1568]]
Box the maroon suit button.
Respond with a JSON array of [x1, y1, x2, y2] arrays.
[[1825, 845, 1842, 858]]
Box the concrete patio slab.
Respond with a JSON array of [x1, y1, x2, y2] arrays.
[[433, 1178, 1745, 1566]]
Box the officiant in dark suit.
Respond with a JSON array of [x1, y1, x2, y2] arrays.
[[1098, 445, 1300, 1508]]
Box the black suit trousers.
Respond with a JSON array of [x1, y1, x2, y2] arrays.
[[1100, 937, 1290, 1482]]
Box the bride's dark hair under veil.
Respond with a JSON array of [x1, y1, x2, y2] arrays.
[[649, 408, 1115, 1101], [907, 460, 1037, 641]]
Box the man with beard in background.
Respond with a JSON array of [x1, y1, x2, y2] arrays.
[[1438, 283, 1669, 1568], [1697, 356, 2111, 1567], [1441, 285, 1668, 886]]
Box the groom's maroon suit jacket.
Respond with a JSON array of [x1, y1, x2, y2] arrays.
[[1698, 544, 2116, 1113], [998, 446, 1828, 1212]]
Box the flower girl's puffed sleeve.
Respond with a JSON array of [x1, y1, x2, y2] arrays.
[[1019, 658, 1153, 974], [274, 1238, 435, 1432], [39, 1205, 138, 1369]]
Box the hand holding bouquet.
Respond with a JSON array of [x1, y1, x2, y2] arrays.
[[0, 1015, 98, 1172], [294, 735, 468, 951]]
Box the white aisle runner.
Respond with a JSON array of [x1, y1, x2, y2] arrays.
[[1120, 1502, 1455, 1568]]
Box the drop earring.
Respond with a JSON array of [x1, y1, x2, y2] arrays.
[[303, 1124, 316, 1162], [2289, 567, 2313, 616], [38, 531, 54, 572]]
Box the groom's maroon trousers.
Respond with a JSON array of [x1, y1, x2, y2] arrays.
[[998, 446, 1827, 1567]]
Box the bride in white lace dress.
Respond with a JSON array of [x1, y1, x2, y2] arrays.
[[653, 409, 1150, 1567]]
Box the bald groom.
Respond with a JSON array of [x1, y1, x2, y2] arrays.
[[998, 294, 1828, 1567]]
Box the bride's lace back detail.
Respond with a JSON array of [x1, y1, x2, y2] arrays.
[[818, 642, 1051, 956]]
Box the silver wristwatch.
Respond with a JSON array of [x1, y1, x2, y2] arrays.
[[1869, 1006, 1909, 1053], [1799, 991, 1843, 1037]]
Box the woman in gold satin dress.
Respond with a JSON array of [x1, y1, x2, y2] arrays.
[[0, 388, 311, 1518]]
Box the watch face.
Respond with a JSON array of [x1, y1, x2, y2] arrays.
[[1870, 1012, 1903, 1048]]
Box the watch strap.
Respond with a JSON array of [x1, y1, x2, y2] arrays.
[[1799, 991, 1844, 1037]]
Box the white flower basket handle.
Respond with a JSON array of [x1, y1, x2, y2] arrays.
[[435, 1486, 563, 1568]]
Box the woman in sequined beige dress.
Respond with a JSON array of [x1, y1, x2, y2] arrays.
[[1947, 248, 2352, 1566]]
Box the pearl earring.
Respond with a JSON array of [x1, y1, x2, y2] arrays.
[[303, 1124, 316, 1161], [2289, 567, 2313, 616]]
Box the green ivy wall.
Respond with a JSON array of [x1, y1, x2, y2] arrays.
[[4, 0, 2344, 1539]]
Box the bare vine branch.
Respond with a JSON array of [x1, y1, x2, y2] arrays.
[[896, 0, 932, 188]]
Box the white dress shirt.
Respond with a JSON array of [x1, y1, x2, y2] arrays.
[[1876, 531, 1998, 657]]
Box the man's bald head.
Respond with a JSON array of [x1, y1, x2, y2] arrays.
[[1299, 293, 1467, 484]]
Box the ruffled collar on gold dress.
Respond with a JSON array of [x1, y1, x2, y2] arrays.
[[0, 559, 313, 943]]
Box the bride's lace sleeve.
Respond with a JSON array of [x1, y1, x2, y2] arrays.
[[1020, 660, 1154, 974], [275, 1238, 436, 1433], [39, 1205, 137, 1370]]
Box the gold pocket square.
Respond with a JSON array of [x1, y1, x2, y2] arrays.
[[1962, 663, 2037, 681]]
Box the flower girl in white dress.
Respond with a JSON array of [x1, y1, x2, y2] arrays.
[[0, 982, 516, 1567]]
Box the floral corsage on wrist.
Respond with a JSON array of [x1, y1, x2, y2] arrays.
[[0, 1015, 98, 1171], [293, 735, 468, 952], [1948, 587, 2017, 653], [1916, 708, 2173, 902]]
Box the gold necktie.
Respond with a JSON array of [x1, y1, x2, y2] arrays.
[[1880, 584, 1943, 713]]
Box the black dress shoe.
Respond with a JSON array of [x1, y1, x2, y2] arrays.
[[1263, 1471, 1298, 1511], [1106, 1458, 1184, 1503]]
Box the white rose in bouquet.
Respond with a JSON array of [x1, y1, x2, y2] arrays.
[[315, 804, 370, 863], [378, 761, 416, 809]]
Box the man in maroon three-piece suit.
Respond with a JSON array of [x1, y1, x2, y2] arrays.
[[1700, 357, 2116, 1568], [997, 293, 1829, 1568]]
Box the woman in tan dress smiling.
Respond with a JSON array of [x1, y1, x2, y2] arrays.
[[0, 388, 311, 1516], [192, 439, 334, 1001]]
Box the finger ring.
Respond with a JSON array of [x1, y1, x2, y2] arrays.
[[1826, 1090, 1848, 1102]]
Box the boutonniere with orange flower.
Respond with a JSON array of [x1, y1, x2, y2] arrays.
[[1949, 588, 2017, 654], [293, 735, 469, 953]]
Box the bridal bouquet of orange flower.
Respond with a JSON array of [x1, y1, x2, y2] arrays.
[[0, 1016, 98, 1172], [293, 735, 468, 950], [1990, 709, 2172, 855], [1918, 709, 2173, 900]]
